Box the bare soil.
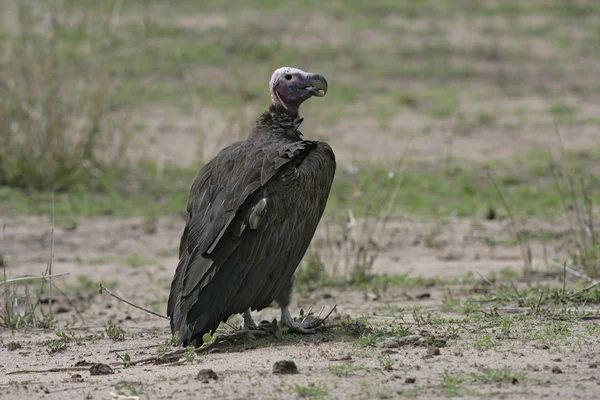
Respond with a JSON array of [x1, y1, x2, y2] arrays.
[[1, 215, 598, 399]]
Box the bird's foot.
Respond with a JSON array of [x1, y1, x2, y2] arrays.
[[280, 307, 325, 334]]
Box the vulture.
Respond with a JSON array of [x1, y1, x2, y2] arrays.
[[167, 67, 336, 347]]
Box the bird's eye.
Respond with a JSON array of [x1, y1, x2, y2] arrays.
[[285, 74, 292, 80]]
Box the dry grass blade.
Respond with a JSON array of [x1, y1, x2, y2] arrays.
[[5, 366, 92, 376], [486, 169, 533, 275], [550, 121, 599, 279], [99, 283, 169, 320], [47, 192, 55, 319], [0, 273, 70, 286], [1, 220, 7, 326]]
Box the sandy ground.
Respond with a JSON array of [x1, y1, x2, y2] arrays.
[[1, 215, 599, 399]]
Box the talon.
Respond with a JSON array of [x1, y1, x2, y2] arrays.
[[280, 307, 325, 334]]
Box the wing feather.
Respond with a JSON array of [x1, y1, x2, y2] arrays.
[[167, 139, 320, 343]]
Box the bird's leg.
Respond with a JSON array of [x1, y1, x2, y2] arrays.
[[243, 309, 257, 330], [276, 273, 323, 334]]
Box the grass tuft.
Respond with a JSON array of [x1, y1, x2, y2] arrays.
[[0, 1, 130, 192]]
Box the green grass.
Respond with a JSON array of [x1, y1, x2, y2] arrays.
[[294, 383, 329, 399], [440, 371, 464, 397], [340, 282, 600, 355], [4, 148, 600, 222], [7, 0, 598, 114], [3, 0, 600, 224], [328, 362, 364, 377], [123, 256, 160, 268], [474, 335, 500, 351]]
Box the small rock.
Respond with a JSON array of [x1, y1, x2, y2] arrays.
[[367, 292, 379, 301], [64, 374, 84, 383], [273, 360, 298, 375], [196, 369, 218, 383], [75, 360, 94, 367], [89, 363, 114, 376], [6, 342, 22, 351], [427, 347, 441, 356], [396, 335, 423, 346], [378, 339, 400, 349], [551, 366, 562, 374], [328, 354, 352, 362], [405, 377, 416, 384]]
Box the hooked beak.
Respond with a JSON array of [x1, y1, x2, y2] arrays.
[[304, 73, 328, 97]]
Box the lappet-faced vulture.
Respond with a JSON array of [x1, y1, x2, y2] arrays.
[[167, 67, 336, 347]]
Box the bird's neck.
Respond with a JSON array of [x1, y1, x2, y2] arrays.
[[252, 103, 304, 141], [269, 103, 299, 119]]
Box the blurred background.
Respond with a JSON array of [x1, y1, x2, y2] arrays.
[[1, 0, 600, 282], [2, 0, 600, 218]]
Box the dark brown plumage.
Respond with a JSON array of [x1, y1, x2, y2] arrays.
[[167, 67, 336, 346]]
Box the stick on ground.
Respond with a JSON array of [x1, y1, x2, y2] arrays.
[[99, 283, 169, 320]]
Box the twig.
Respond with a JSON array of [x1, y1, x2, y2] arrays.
[[320, 304, 337, 323], [111, 308, 339, 369], [563, 262, 566, 295], [495, 307, 532, 314], [1, 220, 8, 325], [301, 307, 313, 324], [108, 344, 161, 353], [317, 305, 325, 319], [553, 121, 593, 243], [584, 281, 600, 292], [0, 273, 70, 286], [549, 260, 598, 285], [49, 192, 55, 319], [6, 366, 91, 376], [474, 271, 494, 286], [99, 283, 168, 320], [111, 329, 272, 367]]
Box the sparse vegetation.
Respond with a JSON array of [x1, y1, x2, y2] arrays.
[[104, 320, 127, 341], [440, 371, 464, 397], [294, 383, 329, 399], [0, 2, 130, 192], [328, 362, 364, 377], [44, 331, 83, 354], [469, 367, 527, 385]]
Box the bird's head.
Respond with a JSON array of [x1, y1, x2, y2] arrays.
[[269, 67, 328, 115]]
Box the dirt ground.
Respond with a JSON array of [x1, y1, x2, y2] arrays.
[[1, 214, 599, 399]]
